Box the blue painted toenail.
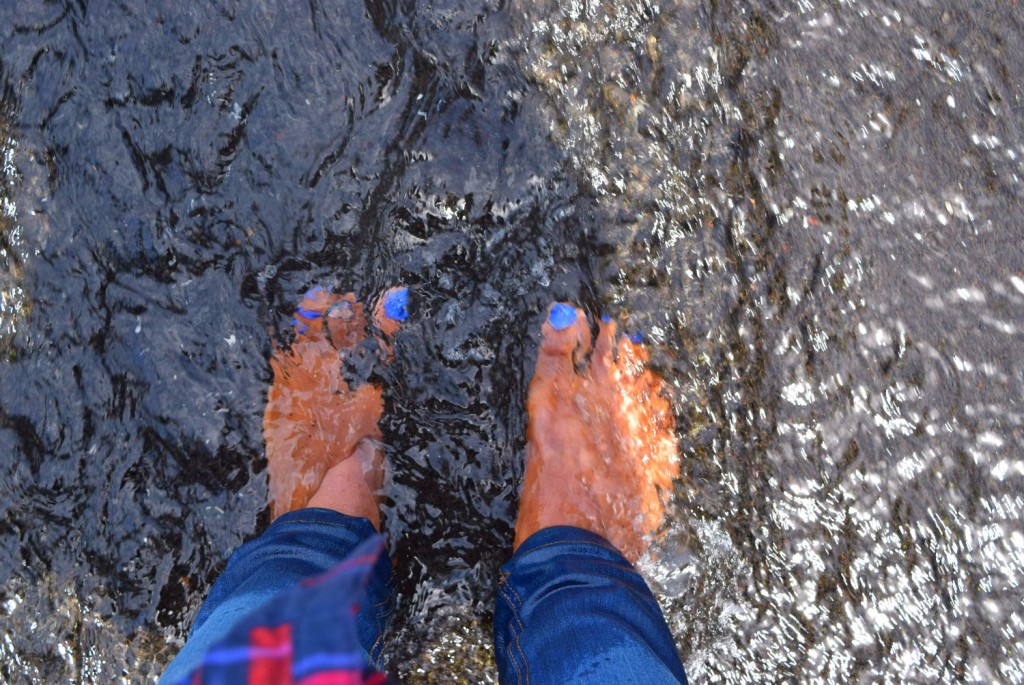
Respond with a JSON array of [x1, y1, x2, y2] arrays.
[[305, 286, 323, 299], [628, 331, 643, 344], [296, 306, 322, 319], [600, 314, 612, 323], [549, 304, 577, 330], [384, 288, 410, 321]]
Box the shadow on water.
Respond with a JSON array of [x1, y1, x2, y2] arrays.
[[1, 0, 1023, 683]]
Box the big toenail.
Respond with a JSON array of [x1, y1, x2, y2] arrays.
[[384, 288, 410, 321], [628, 331, 643, 344], [327, 300, 356, 320], [296, 306, 323, 319], [305, 286, 324, 299], [549, 303, 577, 330]]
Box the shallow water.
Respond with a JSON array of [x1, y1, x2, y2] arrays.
[[2, 1, 1023, 683]]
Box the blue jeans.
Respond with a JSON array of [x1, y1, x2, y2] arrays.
[[495, 526, 688, 684], [161, 509, 687, 684]]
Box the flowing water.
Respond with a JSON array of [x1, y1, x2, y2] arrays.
[[1, 1, 1023, 682]]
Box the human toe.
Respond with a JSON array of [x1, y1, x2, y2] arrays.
[[535, 303, 593, 379], [290, 285, 334, 337], [372, 286, 411, 338], [320, 293, 371, 348]]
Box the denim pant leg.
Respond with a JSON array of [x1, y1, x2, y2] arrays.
[[160, 508, 394, 685], [494, 526, 688, 685]]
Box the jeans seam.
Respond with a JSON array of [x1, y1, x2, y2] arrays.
[[517, 538, 618, 558], [367, 585, 393, 667], [499, 584, 526, 685], [498, 574, 530, 685], [498, 575, 527, 636], [370, 630, 386, 668], [506, 641, 525, 685], [502, 572, 524, 607]]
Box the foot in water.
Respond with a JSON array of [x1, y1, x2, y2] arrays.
[[263, 286, 409, 528], [515, 303, 680, 561]]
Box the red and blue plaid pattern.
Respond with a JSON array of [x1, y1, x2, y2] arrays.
[[172, 538, 397, 685]]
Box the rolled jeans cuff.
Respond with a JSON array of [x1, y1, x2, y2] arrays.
[[160, 508, 393, 684], [494, 526, 688, 685]]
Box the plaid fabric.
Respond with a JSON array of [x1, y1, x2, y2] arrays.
[[171, 536, 397, 685]]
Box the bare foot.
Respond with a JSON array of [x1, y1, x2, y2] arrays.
[[514, 304, 680, 561], [263, 287, 408, 527]]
